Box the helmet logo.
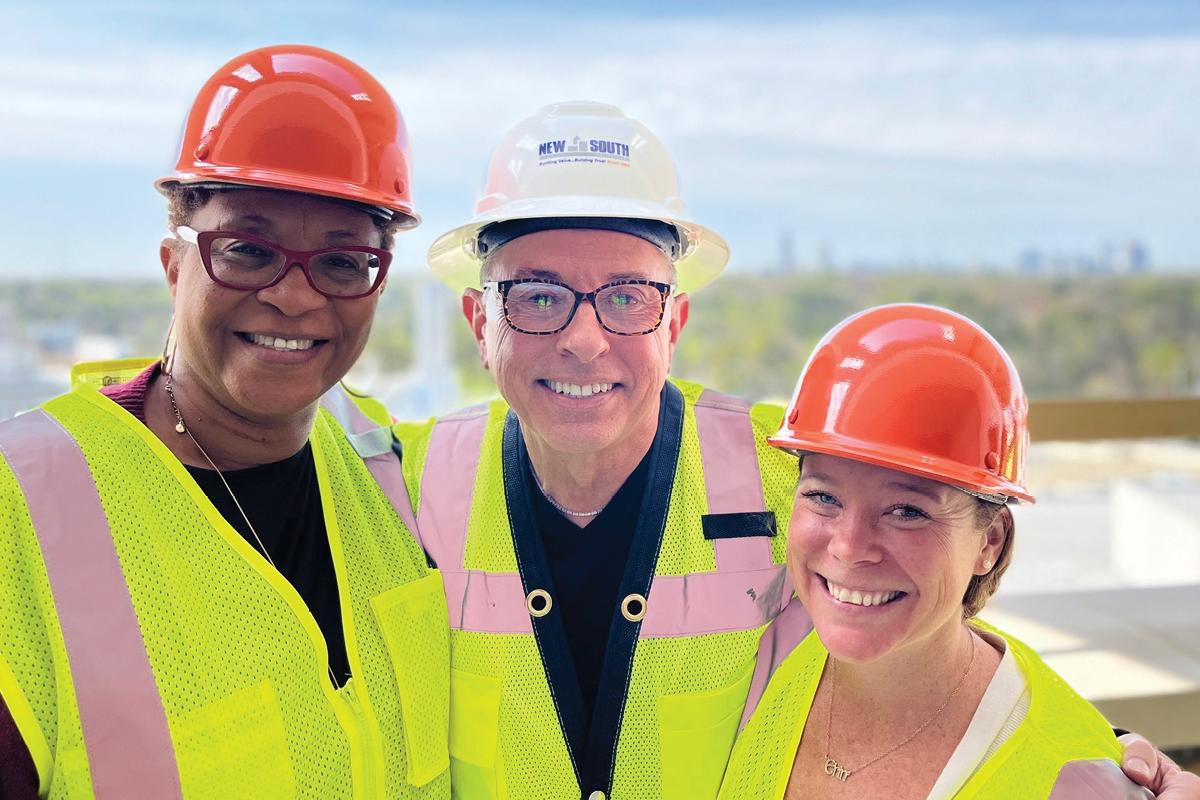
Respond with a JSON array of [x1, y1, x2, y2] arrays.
[[538, 135, 630, 167]]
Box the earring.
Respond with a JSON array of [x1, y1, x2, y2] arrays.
[[161, 318, 178, 376], [982, 560, 994, 571]]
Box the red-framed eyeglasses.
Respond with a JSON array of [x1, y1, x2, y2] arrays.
[[176, 226, 391, 300]]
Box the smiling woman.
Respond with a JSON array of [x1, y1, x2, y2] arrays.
[[716, 304, 1152, 800], [159, 189, 394, 426], [0, 45, 450, 800]]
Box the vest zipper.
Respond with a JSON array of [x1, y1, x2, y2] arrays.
[[343, 679, 379, 799], [313, 429, 385, 798]]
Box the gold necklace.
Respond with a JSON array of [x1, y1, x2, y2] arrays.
[[822, 630, 977, 782], [165, 373, 342, 688]]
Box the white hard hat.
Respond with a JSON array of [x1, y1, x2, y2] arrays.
[[427, 101, 730, 294]]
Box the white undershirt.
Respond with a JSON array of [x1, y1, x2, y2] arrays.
[[924, 630, 1032, 800]]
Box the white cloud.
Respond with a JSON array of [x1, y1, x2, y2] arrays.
[[392, 19, 1200, 164], [375, 18, 1200, 261], [4, 14, 1199, 168], [0, 52, 214, 164], [3, 6, 1200, 267]]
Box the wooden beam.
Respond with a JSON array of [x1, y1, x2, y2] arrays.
[[1029, 398, 1200, 442]]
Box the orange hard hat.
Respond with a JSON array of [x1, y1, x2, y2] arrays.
[[157, 45, 418, 225], [768, 304, 1034, 504]]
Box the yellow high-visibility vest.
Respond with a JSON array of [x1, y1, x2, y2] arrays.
[[0, 360, 451, 799], [716, 603, 1147, 800]]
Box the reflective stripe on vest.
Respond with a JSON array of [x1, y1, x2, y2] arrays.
[[1048, 760, 1154, 799], [419, 389, 789, 637], [412, 405, 524, 632], [738, 597, 813, 733], [320, 384, 422, 549], [0, 410, 184, 800], [695, 390, 771, 572]]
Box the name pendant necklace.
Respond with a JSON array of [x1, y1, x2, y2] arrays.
[[166, 372, 342, 688], [822, 630, 976, 782]]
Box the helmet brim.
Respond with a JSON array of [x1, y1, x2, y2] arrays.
[[427, 196, 729, 294], [766, 431, 1036, 505]]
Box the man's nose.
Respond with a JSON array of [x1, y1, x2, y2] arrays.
[[555, 300, 611, 363]]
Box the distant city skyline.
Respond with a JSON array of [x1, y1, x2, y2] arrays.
[[3, 0, 1200, 277], [767, 229, 1155, 274]]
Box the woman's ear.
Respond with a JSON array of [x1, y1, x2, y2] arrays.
[[161, 239, 181, 299], [977, 506, 1011, 575]]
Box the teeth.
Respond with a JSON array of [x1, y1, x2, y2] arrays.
[[548, 381, 614, 397], [824, 578, 901, 608], [249, 333, 315, 351]]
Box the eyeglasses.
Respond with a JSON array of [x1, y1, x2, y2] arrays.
[[176, 226, 391, 300], [483, 278, 675, 336]]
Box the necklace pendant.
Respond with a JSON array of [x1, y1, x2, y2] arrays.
[[823, 758, 851, 782], [175, 421, 186, 434]]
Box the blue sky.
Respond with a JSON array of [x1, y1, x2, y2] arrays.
[[3, 0, 1200, 277]]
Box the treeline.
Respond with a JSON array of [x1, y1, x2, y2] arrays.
[[672, 273, 1200, 402], [2, 273, 1197, 402], [0, 280, 172, 358]]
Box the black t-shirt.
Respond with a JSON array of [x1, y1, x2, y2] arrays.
[[527, 450, 651, 730], [187, 444, 350, 685]]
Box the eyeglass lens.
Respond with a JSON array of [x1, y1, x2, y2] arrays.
[[208, 237, 382, 297], [505, 282, 665, 334]]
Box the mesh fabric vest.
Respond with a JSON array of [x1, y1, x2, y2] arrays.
[[717, 617, 1133, 800], [396, 380, 800, 800], [0, 365, 451, 799]]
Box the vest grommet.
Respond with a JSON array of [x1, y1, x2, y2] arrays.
[[621, 593, 647, 622], [588, 792, 606, 800], [526, 588, 553, 617]]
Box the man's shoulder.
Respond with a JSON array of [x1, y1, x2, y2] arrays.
[[669, 377, 708, 405], [391, 399, 507, 496], [391, 416, 438, 448], [669, 378, 786, 433], [391, 397, 508, 455], [749, 400, 786, 434]]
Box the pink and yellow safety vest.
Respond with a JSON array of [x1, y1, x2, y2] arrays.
[[395, 379, 800, 800]]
